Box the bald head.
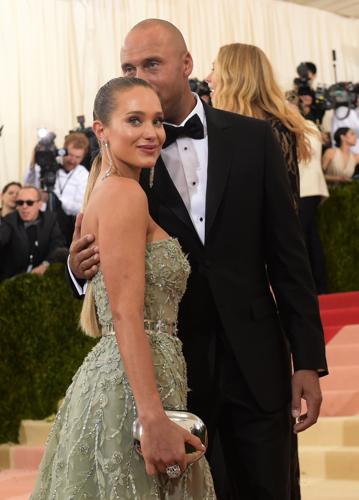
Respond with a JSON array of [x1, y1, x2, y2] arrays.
[[127, 19, 188, 54], [120, 19, 195, 124]]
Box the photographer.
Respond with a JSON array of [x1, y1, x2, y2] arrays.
[[25, 132, 89, 246], [0, 186, 66, 281], [297, 86, 326, 126]]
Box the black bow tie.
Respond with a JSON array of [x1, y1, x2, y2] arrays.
[[163, 114, 204, 148]]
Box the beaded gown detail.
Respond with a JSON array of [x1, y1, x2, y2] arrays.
[[31, 238, 216, 499]]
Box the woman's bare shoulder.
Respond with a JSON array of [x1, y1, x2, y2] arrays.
[[94, 177, 148, 212], [323, 148, 336, 159]]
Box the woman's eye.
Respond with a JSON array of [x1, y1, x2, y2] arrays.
[[154, 118, 164, 127], [129, 117, 141, 125]]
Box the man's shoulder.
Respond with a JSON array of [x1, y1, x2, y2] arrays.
[[74, 165, 89, 177], [1, 211, 18, 226], [205, 104, 270, 133]]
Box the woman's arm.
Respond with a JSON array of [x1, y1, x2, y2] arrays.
[[321, 148, 335, 171], [97, 178, 202, 475]]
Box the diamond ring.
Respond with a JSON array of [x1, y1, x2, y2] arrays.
[[165, 464, 181, 479]]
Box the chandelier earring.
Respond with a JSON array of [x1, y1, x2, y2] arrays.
[[149, 167, 155, 189], [101, 141, 113, 180]]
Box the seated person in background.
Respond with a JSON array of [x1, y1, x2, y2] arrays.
[[25, 132, 89, 246], [298, 120, 329, 294], [0, 182, 21, 219], [322, 127, 359, 184], [331, 92, 359, 154], [0, 186, 67, 281]]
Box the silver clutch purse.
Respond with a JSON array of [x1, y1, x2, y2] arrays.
[[133, 410, 208, 464]]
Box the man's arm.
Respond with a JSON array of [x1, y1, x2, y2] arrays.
[[67, 213, 99, 297], [263, 122, 327, 432]]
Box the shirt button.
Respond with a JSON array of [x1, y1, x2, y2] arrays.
[[184, 147, 188, 151], [200, 217, 203, 222], [192, 182, 196, 186]]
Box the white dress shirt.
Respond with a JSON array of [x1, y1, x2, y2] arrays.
[[24, 163, 89, 216], [161, 94, 208, 244]]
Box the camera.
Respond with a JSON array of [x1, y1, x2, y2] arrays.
[[34, 129, 66, 192]]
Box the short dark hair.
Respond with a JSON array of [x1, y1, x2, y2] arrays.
[[2, 181, 21, 195], [334, 127, 350, 147], [304, 62, 317, 75]]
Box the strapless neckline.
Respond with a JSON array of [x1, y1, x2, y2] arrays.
[[146, 236, 176, 247]]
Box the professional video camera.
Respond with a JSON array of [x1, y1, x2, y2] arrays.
[[34, 129, 66, 192], [69, 115, 98, 170]]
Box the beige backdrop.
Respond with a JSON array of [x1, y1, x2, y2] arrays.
[[1, 0, 359, 187]]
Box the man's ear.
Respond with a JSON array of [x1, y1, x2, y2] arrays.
[[183, 52, 193, 79]]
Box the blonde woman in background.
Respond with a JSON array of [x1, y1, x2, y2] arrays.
[[207, 42, 316, 500], [206, 43, 314, 214]]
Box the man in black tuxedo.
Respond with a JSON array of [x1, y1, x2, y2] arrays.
[[68, 19, 327, 499]]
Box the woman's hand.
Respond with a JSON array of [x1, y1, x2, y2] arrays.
[[139, 414, 206, 476]]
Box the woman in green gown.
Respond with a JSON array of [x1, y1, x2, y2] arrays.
[[31, 77, 216, 499]]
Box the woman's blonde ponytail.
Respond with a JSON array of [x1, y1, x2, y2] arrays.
[[79, 77, 155, 338], [79, 152, 102, 338]]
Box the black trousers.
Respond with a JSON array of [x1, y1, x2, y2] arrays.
[[299, 196, 327, 294], [187, 331, 293, 500]]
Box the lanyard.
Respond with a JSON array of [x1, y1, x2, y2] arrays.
[[58, 169, 75, 195]]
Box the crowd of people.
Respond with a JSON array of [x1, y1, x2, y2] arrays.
[[0, 17, 357, 499]]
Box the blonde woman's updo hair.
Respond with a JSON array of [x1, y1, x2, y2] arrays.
[[80, 77, 156, 338], [212, 43, 313, 162]]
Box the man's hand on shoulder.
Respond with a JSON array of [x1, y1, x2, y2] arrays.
[[69, 213, 99, 280], [291, 369, 323, 433]]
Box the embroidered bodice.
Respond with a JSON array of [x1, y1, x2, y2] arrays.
[[92, 238, 191, 333]]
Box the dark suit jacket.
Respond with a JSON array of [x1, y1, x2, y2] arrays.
[[0, 211, 65, 281], [140, 103, 327, 412]]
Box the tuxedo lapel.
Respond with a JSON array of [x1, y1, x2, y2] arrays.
[[151, 156, 196, 231], [204, 104, 234, 239]]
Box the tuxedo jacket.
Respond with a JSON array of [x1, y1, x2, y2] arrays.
[[140, 103, 327, 412], [0, 211, 65, 281]]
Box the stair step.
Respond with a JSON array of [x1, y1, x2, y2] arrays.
[[329, 325, 359, 345], [0, 469, 37, 499], [320, 308, 359, 327], [300, 477, 359, 499], [299, 445, 359, 480], [326, 343, 359, 366], [319, 291, 359, 310], [299, 417, 359, 446], [18, 420, 52, 446], [0, 444, 44, 470], [320, 389, 359, 416], [320, 365, 359, 391]]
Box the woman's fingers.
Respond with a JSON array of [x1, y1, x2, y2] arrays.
[[184, 431, 206, 453]]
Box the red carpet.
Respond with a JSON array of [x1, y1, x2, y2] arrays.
[[319, 291, 359, 343]]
